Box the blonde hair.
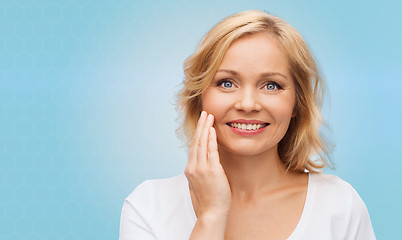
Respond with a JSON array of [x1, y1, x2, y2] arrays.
[[176, 10, 333, 173]]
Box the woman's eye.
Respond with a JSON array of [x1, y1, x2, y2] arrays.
[[223, 81, 233, 88], [265, 82, 281, 91], [217, 80, 233, 88]]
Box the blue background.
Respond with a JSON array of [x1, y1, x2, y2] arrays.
[[1, 0, 401, 239]]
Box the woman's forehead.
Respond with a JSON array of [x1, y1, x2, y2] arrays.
[[217, 33, 290, 79]]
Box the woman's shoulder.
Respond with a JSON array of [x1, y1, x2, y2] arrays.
[[125, 174, 188, 205], [308, 172, 369, 215], [310, 172, 357, 195], [120, 174, 196, 239], [302, 172, 376, 239]]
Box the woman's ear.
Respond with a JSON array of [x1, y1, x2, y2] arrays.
[[292, 105, 298, 117]]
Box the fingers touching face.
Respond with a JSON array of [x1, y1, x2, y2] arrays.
[[189, 111, 215, 165], [193, 111, 214, 145]]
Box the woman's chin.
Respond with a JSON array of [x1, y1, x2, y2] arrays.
[[217, 141, 277, 157]]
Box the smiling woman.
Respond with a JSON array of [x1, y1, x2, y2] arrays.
[[201, 32, 297, 159], [119, 10, 376, 240]]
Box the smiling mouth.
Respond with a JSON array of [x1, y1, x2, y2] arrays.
[[226, 122, 270, 131]]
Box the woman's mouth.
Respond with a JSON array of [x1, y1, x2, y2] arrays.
[[225, 120, 270, 136], [226, 122, 269, 130]]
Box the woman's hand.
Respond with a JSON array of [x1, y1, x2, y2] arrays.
[[185, 111, 232, 219]]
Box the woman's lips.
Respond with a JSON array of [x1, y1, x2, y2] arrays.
[[227, 119, 267, 125], [226, 120, 270, 136]]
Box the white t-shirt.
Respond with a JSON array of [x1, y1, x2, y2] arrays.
[[119, 173, 376, 240]]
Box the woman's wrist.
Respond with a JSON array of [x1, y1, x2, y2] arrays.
[[190, 212, 228, 240], [199, 210, 229, 223]]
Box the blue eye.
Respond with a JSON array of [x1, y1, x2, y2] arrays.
[[266, 83, 276, 90], [265, 82, 281, 91], [217, 79, 233, 88], [223, 81, 233, 88]]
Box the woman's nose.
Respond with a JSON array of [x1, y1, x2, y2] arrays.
[[234, 88, 262, 112]]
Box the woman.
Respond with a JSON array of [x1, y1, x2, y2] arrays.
[[119, 10, 376, 239]]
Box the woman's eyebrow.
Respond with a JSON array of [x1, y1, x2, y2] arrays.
[[216, 69, 287, 79]]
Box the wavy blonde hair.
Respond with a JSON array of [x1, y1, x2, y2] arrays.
[[176, 10, 333, 173]]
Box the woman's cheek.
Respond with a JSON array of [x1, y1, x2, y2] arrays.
[[201, 90, 224, 115]]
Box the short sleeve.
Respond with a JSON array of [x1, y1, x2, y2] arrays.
[[119, 181, 157, 240], [344, 187, 376, 240]]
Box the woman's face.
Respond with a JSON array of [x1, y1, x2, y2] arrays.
[[201, 32, 296, 156]]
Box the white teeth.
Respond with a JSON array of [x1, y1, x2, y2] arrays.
[[229, 123, 266, 130]]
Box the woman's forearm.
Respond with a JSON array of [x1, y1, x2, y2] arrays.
[[189, 213, 228, 240]]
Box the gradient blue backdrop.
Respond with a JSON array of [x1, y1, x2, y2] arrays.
[[1, 0, 401, 239]]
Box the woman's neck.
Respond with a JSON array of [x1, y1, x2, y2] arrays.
[[218, 145, 291, 201]]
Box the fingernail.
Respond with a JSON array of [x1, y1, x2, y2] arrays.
[[207, 114, 213, 122], [200, 111, 206, 118]]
